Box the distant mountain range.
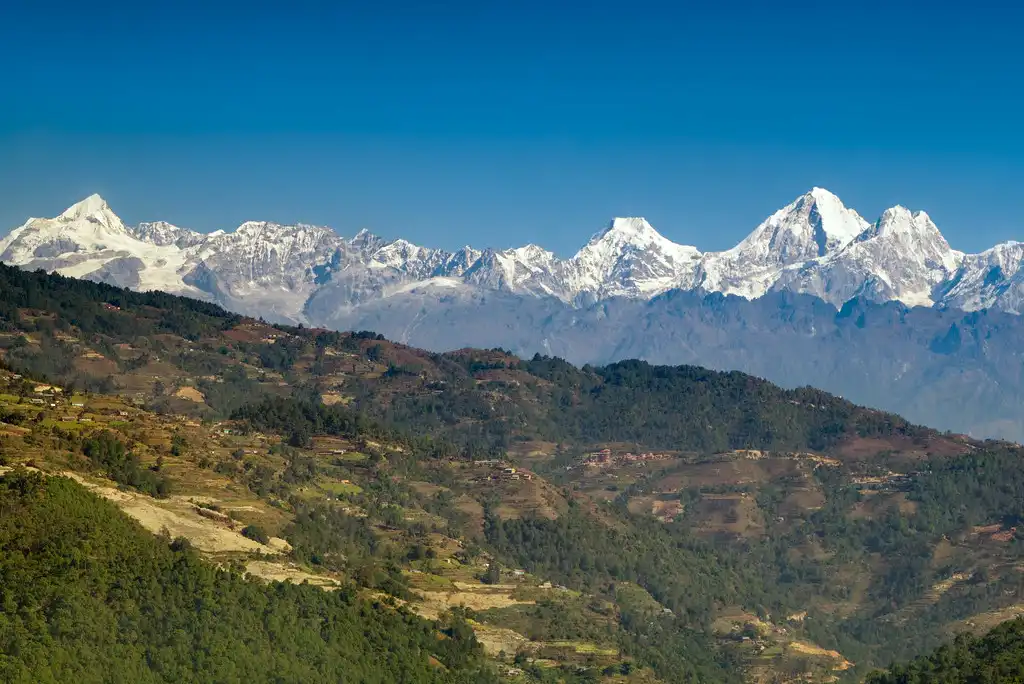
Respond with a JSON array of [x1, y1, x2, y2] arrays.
[[3, 190, 1023, 441]]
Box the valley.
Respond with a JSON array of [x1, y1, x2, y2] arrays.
[[2, 266, 1024, 681]]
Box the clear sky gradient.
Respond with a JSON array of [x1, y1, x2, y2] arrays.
[[1, 0, 1021, 255]]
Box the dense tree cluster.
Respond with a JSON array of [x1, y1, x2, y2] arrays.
[[81, 430, 170, 497], [866, 618, 1024, 683], [0, 470, 495, 684], [232, 396, 469, 460], [348, 353, 930, 454], [0, 263, 236, 339], [482, 502, 759, 682]]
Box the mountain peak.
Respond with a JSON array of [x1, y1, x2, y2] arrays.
[[132, 220, 204, 248], [58, 192, 115, 219], [59, 194, 109, 221], [602, 217, 659, 242], [801, 188, 868, 246], [348, 227, 386, 258], [808, 186, 840, 201], [56, 193, 126, 232], [693, 188, 871, 300], [561, 217, 702, 300], [873, 206, 942, 238], [577, 217, 700, 260], [372, 238, 434, 269], [511, 243, 555, 261], [727, 189, 868, 262], [879, 204, 911, 219], [578, 217, 690, 257]]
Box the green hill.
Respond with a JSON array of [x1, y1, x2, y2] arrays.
[[0, 469, 494, 684], [4, 263, 1024, 683], [867, 618, 1024, 683], [0, 262, 932, 457]]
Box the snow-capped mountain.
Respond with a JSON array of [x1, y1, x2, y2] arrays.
[[562, 217, 703, 302], [773, 206, 965, 308], [8, 190, 1024, 445], [0, 189, 1020, 326], [0, 194, 200, 294], [460, 245, 561, 297], [696, 188, 869, 299], [939, 241, 1024, 314], [131, 221, 206, 249]]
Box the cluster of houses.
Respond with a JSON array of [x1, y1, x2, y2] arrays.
[[4, 377, 132, 424], [582, 448, 670, 467], [25, 385, 88, 413], [471, 461, 534, 483], [24, 383, 63, 407], [490, 465, 533, 482]]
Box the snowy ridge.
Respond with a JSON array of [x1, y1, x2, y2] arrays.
[[772, 206, 965, 308], [58, 193, 124, 229], [561, 217, 702, 300], [0, 195, 199, 294], [696, 188, 870, 299], [132, 221, 205, 248], [0, 189, 1020, 324], [940, 241, 1024, 314]]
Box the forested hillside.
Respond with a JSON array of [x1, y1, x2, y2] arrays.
[[0, 470, 493, 684], [866, 618, 1024, 683], [3, 263, 1024, 683], [0, 263, 930, 456]]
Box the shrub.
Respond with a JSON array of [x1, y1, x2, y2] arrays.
[[241, 524, 270, 545]]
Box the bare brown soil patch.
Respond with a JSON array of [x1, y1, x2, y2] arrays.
[[0, 424, 31, 436], [583, 487, 622, 503], [490, 480, 565, 521], [627, 495, 656, 517], [455, 495, 485, 536], [223, 325, 268, 343], [836, 434, 965, 462], [173, 386, 206, 403], [779, 488, 826, 514], [653, 457, 806, 493], [931, 538, 958, 567], [408, 481, 448, 497], [469, 622, 530, 655], [787, 641, 852, 670]]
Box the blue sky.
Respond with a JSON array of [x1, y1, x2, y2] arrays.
[[1, 0, 1021, 255]]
